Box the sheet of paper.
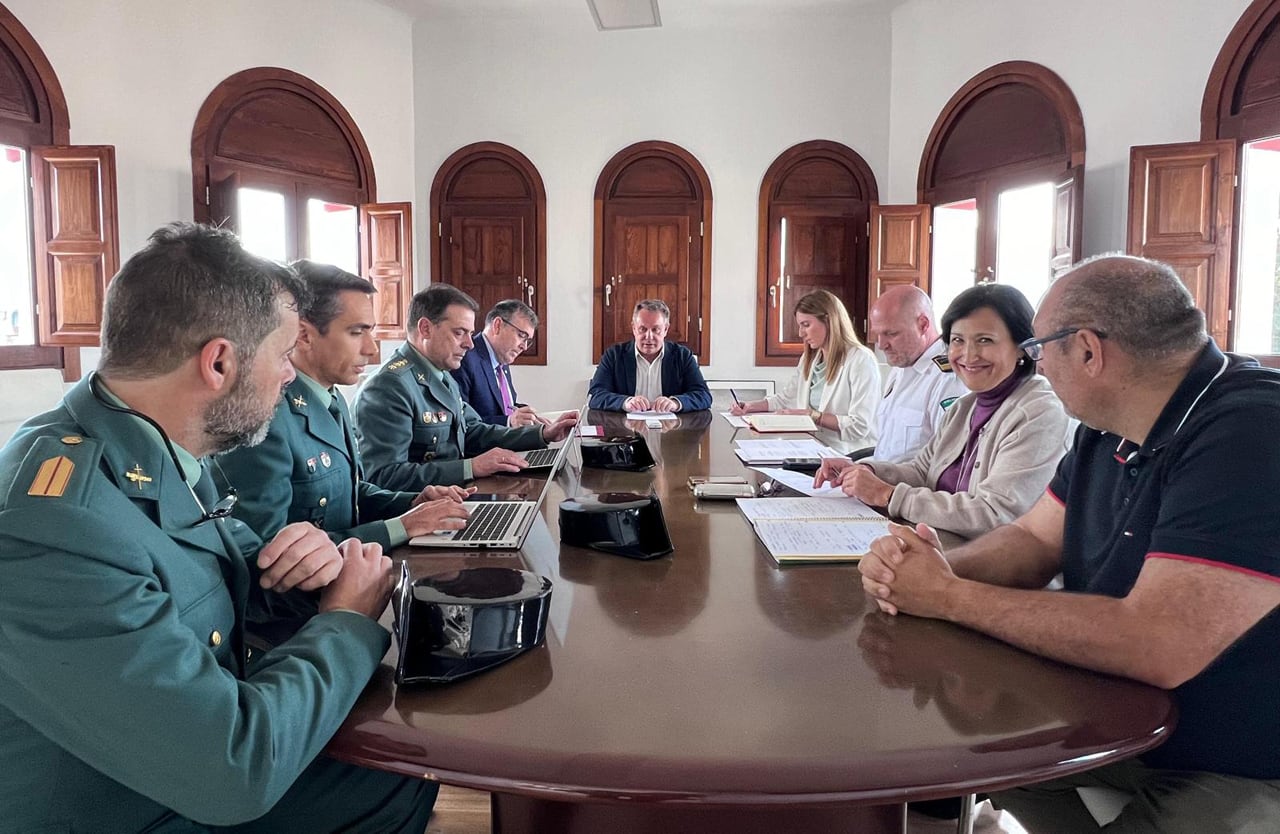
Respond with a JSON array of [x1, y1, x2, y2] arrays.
[[626, 410, 678, 420], [735, 496, 883, 523], [753, 519, 890, 561], [751, 466, 842, 497], [538, 408, 577, 421], [720, 411, 750, 428], [743, 413, 817, 432], [733, 438, 842, 463]]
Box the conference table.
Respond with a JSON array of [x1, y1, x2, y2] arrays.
[[326, 409, 1175, 833]]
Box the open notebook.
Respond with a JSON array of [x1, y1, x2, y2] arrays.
[[742, 413, 817, 432], [736, 496, 891, 565]]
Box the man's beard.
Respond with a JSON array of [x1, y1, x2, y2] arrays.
[[204, 368, 278, 454]]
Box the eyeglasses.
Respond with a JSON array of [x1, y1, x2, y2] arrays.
[[498, 318, 533, 347], [1018, 327, 1107, 362]]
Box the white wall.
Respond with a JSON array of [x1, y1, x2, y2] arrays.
[[413, 3, 896, 407], [887, 0, 1254, 256], [6, 0, 417, 372]]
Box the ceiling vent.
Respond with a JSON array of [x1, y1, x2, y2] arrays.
[[587, 0, 661, 31]]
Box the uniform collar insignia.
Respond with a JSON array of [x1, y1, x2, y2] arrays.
[[291, 394, 307, 408], [932, 355, 953, 373]]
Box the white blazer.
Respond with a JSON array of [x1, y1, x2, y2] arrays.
[[766, 344, 880, 449]]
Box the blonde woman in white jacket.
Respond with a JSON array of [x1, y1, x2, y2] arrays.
[[731, 290, 880, 448]]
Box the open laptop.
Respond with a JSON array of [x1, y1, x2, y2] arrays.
[[409, 415, 579, 548]]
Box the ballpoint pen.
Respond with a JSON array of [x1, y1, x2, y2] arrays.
[[730, 389, 741, 407]]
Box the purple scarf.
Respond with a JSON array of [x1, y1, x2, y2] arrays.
[[935, 370, 1026, 494]]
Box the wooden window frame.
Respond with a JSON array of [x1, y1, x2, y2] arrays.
[[0, 2, 82, 379], [593, 141, 713, 365], [755, 140, 878, 365], [1200, 0, 1280, 364], [429, 142, 548, 365], [918, 61, 1085, 291], [191, 67, 376, 258]]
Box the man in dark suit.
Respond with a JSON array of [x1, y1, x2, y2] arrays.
[[588, 298, 712, 412], [451, 298, 546, 427], [355, 285, 577, 491]]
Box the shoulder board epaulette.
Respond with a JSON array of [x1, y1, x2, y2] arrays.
[[383, 358, 411, 373], [940, 396, 959, 410], [932, 355, 953, 373], [8, 434, 102, 507]]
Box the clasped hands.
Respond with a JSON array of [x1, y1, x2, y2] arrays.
[[858, 521, 957, 619], [625, 395, 681, 413]]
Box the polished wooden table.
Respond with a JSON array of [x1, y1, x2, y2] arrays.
[[327, 410, 1175, 833]]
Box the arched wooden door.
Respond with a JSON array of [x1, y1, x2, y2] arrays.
[[430, 142, 547, 364], [593, 141, 712, 363]]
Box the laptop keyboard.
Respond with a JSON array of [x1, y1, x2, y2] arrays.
[[524, 447, 558, 467], [455, 501, 523, 542]]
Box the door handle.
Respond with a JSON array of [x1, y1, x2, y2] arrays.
[[605, 283, 612, 308], [769, 285, 777, 308], [526, 283, 534, 305]]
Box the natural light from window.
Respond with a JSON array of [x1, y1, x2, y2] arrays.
[[995, 181, 1055, 308], [0, 145, 35, 345], [931, 199, 978, 319], [1236, 137, 1280, 355], [236, 187, 288, 263], [306, 199, 358, 275]]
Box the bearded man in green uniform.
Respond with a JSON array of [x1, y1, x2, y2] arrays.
[[355, 283, 577, 490], [0, 224, 437, 833]]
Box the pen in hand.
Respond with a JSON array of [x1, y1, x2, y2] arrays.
[[730, 389, 741, 407]]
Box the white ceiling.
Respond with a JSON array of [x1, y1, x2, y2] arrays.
[[372, 0, 898, 21]]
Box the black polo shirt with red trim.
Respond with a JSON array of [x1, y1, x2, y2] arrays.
[[1046, 341, 1280, 778]]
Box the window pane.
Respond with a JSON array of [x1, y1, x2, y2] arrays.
[[995, 181, 1054, 307], [0, 145, 35, 345], [1236, 137, 1280, 355], [930, 199, 978, 318], [306, 199, 358, 274], [237, 187, 288, 263]]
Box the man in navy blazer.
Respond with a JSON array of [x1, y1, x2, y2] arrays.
[[451, 299, 546, 427], [588, 299, 712, 412]]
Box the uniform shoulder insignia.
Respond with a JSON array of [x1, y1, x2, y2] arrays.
[[384, 358, 410, 372], [940, 396, 959, 410], [931, 355, 953, 373], [12, 434, 101, 506]]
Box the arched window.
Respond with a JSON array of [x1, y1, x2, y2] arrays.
[[430, 143, 548, 365], [192, 67, 409, 340], [755, 141, 878, 364], [919, 61, 1085, 315], [1196, 0, 1280, 359], [593, 141, 712, 364], [0, 1, 117, 376]]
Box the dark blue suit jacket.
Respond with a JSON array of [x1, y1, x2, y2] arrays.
[[588, 341, 712, 412], [450, 334, 518, 426]]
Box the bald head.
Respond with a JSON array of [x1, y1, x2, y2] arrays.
[[1039, 255, 1206, 364], [870, 285, 940, 367]]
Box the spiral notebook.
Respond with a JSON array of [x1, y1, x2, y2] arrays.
[[736, 497, 891, 565]]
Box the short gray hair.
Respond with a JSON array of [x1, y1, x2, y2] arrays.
[[100, 222, 305, 378], [486, 299, 539, 329], [633, 299, 670, 321], [1051, 255, 1207, 361]]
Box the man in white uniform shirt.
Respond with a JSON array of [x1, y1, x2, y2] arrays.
[[869, 286, 968, 462]]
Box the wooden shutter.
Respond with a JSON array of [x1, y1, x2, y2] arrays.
[[1127, 141, 1236, 347], [360, 201, 412, 340], [868, 203, 931, 320], [1050, 167, 1082, 279], [30, 146, 119, 347], [208, 171, 240, 232]]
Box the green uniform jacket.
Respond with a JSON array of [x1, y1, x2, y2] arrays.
[[216, 377, 415, 549], [354, 343, 544, 490], [0, 378, 389, 833]]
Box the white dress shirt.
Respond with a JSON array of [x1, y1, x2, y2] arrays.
[[874, 339, 970, 463], [634, 344, 665, 403]]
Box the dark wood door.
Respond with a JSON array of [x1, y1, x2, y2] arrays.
[[360, 201, 412, 341], [602, 204, 699, 353], [1127, 140, 1236, 347], [766, 204, 865, 348], [443, 208, 536, 351]]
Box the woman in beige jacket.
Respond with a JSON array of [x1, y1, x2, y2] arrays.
[[731, 290, 880, 449], [815, 284, 1070, 543]]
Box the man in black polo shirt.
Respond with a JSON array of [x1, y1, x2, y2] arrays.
[[859, 255, 1280, 832]]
